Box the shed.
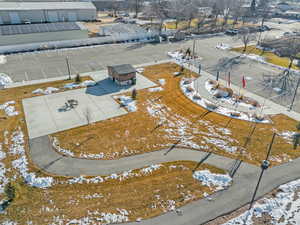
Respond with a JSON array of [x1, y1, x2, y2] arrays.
[[107, 64, 136, 86], [0, 2, 96, 24]]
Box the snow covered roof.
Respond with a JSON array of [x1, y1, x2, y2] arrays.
[[108, 64, 136, 75], [0, 2, 96, 11]]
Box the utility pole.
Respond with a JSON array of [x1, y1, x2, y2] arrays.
[[192, 39, 196, 59], [198, 64, 201, 75], [245, 133, 276, 224], [289, 76, 300, 111], [66, 57, 71, 80]]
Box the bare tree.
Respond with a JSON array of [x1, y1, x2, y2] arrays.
[[231, 0, 245, 27], [237, 27, 257, 53], [286, 38, 300, 70], [149, 0, 171, 34], [257, 0, 270, 27], [128, 0, 144, 18], [169, 0, 185, 30], [84, 107, 92, 125]]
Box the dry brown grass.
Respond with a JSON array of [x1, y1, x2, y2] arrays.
[[0, 74, 231, 224], [0, 161, 226, 224], [53, 63, 299, 166]]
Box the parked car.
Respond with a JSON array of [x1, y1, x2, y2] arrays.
[[114, 17, 125, 23], [258, 25, 271, 32], [225, 29, 238, 35]]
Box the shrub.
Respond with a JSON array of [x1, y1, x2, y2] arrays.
[[75, 74, 81, 83], [4, 182, 15, 201], [296, 122, 300, 131]]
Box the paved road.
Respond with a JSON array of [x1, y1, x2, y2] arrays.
[[30, 135, 300, 225]]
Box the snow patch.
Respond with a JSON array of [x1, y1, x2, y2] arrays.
[[117, 95, 137, 112], [216, 43, 230, 50], [32, 87, 59, 95], [0, 73, 12, 86], [0, 55, 6, 64], [193, 169, 232, 191], [0, 101, 19, 117], [158, 79, 166, 86], [64, 80, 96, 89], [148, 87, 164, 92], [223, 178, 300, 225], [10, 130, 53, 188]]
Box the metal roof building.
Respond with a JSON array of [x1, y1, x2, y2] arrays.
[[0, 22, 89, 46], [0, 2, 96, 24]]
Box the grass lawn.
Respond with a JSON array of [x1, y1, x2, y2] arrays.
[[53, 63, 299, 166], [231, 46, 300, 71], [1, 161, 227, 224]]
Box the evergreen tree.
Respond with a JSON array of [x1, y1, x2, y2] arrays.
[[250, 0, 256, 15]]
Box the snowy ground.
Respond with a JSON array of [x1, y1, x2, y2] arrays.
[[223, 178, 300, 225], [146, 98, 241, 155]]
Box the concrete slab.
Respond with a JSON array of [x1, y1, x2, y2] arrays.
[[23, 73, 156, 139]]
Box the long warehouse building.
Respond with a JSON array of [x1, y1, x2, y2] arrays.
[[0, 2, 96, 24]]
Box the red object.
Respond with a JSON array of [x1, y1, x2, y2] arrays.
[[242, 76, 246, 88]]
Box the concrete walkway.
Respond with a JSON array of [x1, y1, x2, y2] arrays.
[[29, 136, 300, 225], [185, 63, 300, 121], [194, 75, 274, 115]]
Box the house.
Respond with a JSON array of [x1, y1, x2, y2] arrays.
[[107, 64, 136, 85]]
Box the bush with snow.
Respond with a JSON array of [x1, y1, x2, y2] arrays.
[[193, 169, 232, 191], [117, 95, 137, 112], [0, 73, 12, 86]]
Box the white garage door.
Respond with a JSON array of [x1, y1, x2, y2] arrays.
[[67, 12, 77, 22], [48, 11, 59, 22], [9, 12, 21, 24]]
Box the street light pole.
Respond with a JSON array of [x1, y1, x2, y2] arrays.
[[244, 133, 276, 224], [289, 76, 300, 111], [66, 57, 71, 80]]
